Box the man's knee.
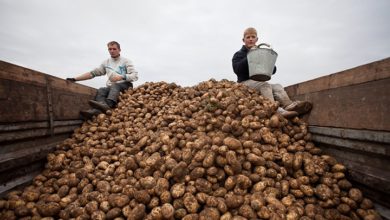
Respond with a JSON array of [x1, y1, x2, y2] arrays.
[[272, 83, 284, 90]]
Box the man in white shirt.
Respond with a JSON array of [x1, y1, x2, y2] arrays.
[[67, 41, 138, 119]]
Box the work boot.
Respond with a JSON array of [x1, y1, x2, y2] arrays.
[[277, 107, 298, 118], [285, 100, 313, 115], [80, 109, 102, 120], [89, 100, 111, 112]]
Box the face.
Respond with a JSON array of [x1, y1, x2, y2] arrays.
[[108, 44, 121, 58], [243, 33, 258, 48]]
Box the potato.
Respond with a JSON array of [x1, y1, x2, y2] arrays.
[[85, 201, 99, 215], [225, 193, 244, 209], [199, 207, 220, 220], [106, 207, 122, 219], [36, 202, 61, 217], [183, 194, 199, 213], [293, 153, 303, 171], [155, 178, 169, 196], [108, 194, 130, 208], [257, 206, 271, 219], [14, 205, 30, 217], [96, 180, 111, 193], [239, 204, 256, 219], [134, 190, 151, 204], [337, 203, 351, 214], [128, 204, 146, 220], [349, 188, 363, 203], [247, 153, 266, 166], [315, 184, 334, 200], [91, 210, 106, 220], [332, 164, 346, 173], [161, 203, 174, 219], [300, 185, 314, 197], [360, 198, 374, 210], [172, 161, 189, 181], [236, 174, 252, 189], [195, 178, 212, 194], [22, 190, 40, 202]]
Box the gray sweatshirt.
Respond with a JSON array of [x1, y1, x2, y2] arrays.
[[91, 56, 138, 87]]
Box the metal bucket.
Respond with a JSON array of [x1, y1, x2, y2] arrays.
[[247, 43, 278, 81]]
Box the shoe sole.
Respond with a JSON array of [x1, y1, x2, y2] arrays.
[[80, 111, 94, 119], [89, 100, 110, 112], [286, 101, 312, 115]]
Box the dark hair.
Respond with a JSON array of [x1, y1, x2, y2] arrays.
[[107, 41, 120, 49]]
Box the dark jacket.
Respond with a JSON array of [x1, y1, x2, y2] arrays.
[[232, 45, 276, 82]]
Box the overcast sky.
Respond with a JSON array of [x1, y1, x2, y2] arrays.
[[0, 0, 389, 89]]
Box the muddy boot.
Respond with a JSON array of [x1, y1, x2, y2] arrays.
[[277, 107, 298, 119], [88, 100, 111, 112], [285, 100, 312, 115], [80, 109, 102, 120]]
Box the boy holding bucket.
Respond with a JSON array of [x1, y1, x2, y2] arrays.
[[232, 27, 312, 118]]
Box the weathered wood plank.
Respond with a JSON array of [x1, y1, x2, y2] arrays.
[[285, 57, 390, 95], [0, 120, 82, 131], [0, 124, 80, 142], [0, 162, 43, 196], [309, 126, 390, 143], [0, 60, 96, 95], [319, 145, 390, 185], [288, 78, 390, 131], [0, 60, 96, 123], [318, 143, 389, 171], [311, 134, 389, 156], [0, 140, 60, 172], [0, 78, 49, 122], [0, 134, 69, 154]]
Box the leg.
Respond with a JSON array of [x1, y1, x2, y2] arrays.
[[88, 86, 111, 112], [106, 82, 132, 107], [271, 84, 293, 107], [95, 87, 110, 102], [80, 109, 102, 120], [242, 79, 274, 101], [81, 87, 108, 119], [242, 80, 297, 118], [272, 83, 312, 115]]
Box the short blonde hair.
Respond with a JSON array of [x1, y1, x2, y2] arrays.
[[107, 41, 120, 49], [243, 27, 257, 38]]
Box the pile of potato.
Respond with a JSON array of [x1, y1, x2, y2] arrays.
[[0, 80, 382, 219]]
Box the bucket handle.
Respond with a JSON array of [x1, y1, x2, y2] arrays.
[[257, 43, 273, 50]]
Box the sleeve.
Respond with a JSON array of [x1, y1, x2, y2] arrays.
[[232, 51, 249, 76], [124, 59, 138, 82], [90, 61, 106, 77]]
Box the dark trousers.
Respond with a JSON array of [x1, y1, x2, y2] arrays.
[[95, 81, 132, 106]]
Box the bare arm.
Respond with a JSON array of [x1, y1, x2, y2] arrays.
[[74, 72, 93, 81], [66, 72, 93, 82]]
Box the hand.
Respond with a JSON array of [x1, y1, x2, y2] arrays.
[[110, 74, 125, 82], [66, 78, 76, 82]]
